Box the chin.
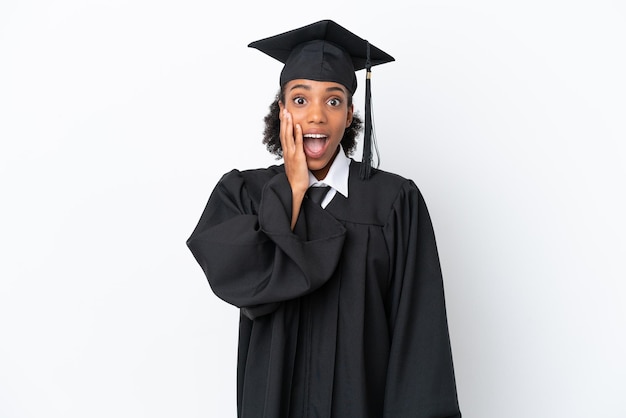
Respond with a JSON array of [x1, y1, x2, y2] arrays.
[[307, 160, 329, 171]]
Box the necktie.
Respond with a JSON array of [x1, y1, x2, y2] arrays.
[[307, 186, 331, 207]]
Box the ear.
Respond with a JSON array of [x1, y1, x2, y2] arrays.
[[279, 100, 285, 112], [346, 104, 354, 128]]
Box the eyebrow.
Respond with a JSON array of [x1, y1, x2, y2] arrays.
[[289, 83, 311, 91]]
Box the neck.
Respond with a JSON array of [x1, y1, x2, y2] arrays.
[[311, 147, 340, 180]]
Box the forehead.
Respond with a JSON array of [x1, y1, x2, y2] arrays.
[[283, 79, 349, 95]]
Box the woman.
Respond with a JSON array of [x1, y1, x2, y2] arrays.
[[187, 19, 462, 418]]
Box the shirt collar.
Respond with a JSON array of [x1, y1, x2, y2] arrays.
[[308, 145, 350, 198]]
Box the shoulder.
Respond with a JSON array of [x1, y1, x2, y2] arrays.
[[214, 165, 285, 205], [368, 166, 415, 190], [348, 161, 423, 224], [219, 164, 285, 190], [351, 161, 421, 198]]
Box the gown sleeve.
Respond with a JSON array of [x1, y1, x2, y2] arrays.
[[383, 181, 462, 418], [186, 169, 347, 320]]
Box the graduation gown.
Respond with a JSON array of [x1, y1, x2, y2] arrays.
[[187, 161, 461, 418]]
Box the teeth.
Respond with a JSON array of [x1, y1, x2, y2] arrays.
[[303, 134, 327, 139]]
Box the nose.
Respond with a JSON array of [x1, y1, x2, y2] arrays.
[[307, 101, 326, 124]]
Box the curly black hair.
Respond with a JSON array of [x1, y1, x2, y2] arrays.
[[262, 89, 363, 158]]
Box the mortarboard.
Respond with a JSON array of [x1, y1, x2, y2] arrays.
[[248, 20, 395, 179]]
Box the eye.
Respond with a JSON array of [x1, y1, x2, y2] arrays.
[[327, 97, 342, 107], [292, 96, 306, 105]]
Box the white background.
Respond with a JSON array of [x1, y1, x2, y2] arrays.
[[1, 1, 625, 417]]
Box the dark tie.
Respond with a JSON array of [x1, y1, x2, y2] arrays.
[[307, 186, 331, 206]]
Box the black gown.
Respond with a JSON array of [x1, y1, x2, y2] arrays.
[[187, 160, 461, 418]]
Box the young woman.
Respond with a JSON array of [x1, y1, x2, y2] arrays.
[[187, 20, 462, 418]]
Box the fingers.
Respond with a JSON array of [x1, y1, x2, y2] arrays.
[[281, 109, 304, 161], [280, 109, 294, 155], [280, 109, 309, 195], [294, 121, 303, 153]]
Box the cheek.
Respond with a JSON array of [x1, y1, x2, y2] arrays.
[[287, 108, 305, 123], [334, 113, 350, 131]]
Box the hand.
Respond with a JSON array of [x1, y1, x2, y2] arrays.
[[279, 108, 309, 229], [280, 108, 309, 194]]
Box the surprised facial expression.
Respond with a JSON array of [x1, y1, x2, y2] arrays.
[[280, 79, 354, 180]]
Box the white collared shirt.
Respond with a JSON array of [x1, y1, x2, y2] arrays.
[[307, 146, 351, 209]]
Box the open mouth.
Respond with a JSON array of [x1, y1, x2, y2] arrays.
[[303, 133, 328, 158]]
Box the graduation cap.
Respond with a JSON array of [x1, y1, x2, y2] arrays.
[[248, 20, 395, 179]]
